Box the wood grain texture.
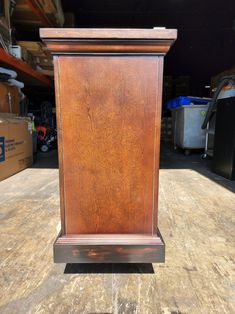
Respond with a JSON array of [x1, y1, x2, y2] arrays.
[[40, 28, 177, 39], [40, 28, 177, 263], [56, 56, 162, 235]]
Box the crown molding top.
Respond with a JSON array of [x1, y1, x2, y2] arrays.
[[40, 28, 177, 55]]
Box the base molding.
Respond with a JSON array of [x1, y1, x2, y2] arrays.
[[54, 230, 165, 263]]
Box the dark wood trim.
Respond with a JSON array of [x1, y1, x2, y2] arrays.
[[40, 29, 177, 55], [44, 40, 173, 54], [54, 230, 165, 263]]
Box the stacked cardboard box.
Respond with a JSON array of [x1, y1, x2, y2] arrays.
[[0, 115, 33, 181], [0, 77, 33, 181]]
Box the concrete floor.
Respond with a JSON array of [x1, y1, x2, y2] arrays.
[[0, 144, 234, 314]]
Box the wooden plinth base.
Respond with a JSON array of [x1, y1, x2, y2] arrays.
[[54, 229, 165, 263]]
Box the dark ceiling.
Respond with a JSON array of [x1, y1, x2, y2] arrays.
[[62, 0, 235, 96]]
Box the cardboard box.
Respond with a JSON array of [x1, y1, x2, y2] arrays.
[[0, 83, 20, 114], [0, 115, 33, 181]]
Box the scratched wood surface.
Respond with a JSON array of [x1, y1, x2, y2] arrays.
[[57, 56, 161, 235], [0, 146, 234, 314]]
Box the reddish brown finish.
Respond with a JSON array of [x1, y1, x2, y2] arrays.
[[57, 56, 160, 235], [44, 41, 173, 54], [40, 28, 177, 55], [40, 28, 177, 263]]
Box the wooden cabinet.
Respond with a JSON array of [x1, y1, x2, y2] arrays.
[[40, 28, 177, 263]]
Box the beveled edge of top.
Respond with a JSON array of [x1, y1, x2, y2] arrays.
[[40, 28, 177, 40]]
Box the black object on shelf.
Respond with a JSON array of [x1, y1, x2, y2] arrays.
[[212, 96, 235, 180]]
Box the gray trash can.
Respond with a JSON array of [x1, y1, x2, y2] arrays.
[[172, 104, 208, 155]]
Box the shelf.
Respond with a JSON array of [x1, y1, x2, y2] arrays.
[[0, 48, 53, 88], [26, 0, 54, 27], [12, 0, 53, 29], [12, 0, 64, 31]]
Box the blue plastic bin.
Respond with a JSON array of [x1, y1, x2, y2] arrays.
[[165, 96, 210, 110]]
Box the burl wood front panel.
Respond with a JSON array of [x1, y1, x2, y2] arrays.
[[56, 56, 163, 235]]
